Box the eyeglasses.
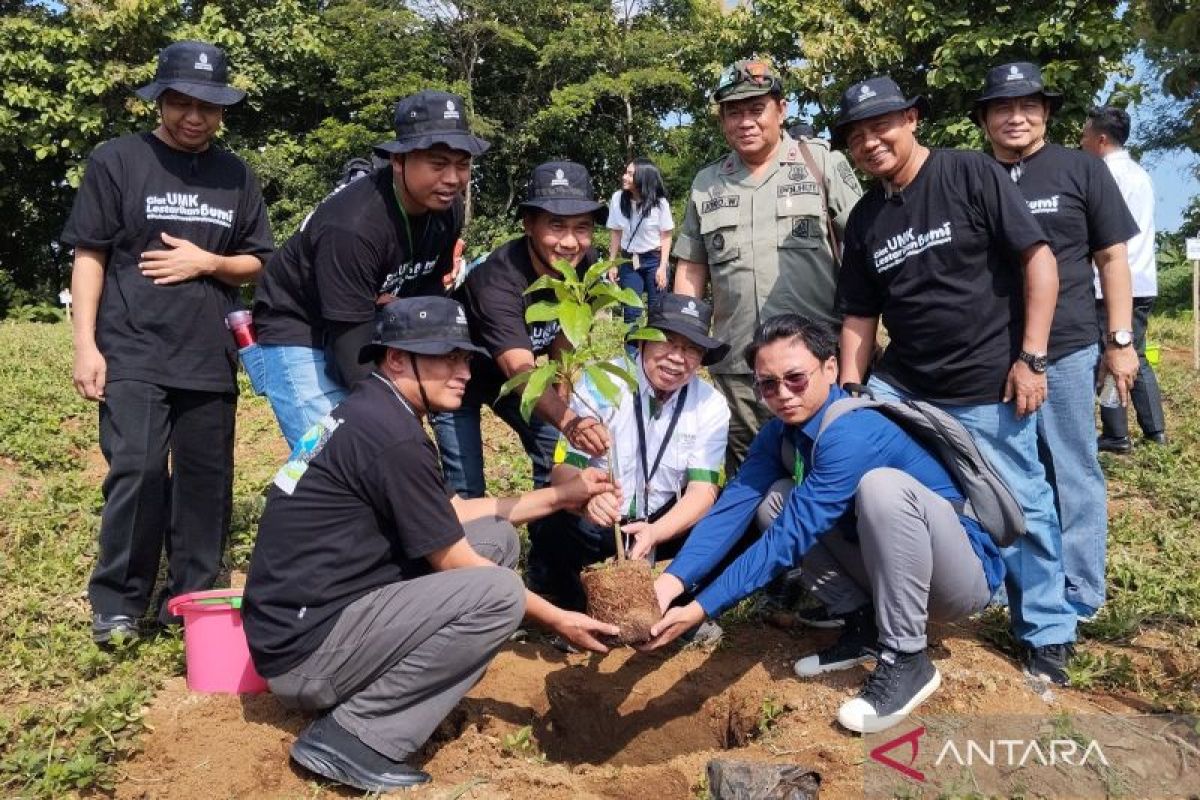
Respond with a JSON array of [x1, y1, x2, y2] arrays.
[[752, 368, 813, 399], [648, 337, 705, 362]]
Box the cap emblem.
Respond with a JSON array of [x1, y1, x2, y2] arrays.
[[550, 168, 569, 187], [682, 300, 700, 318], [444, 99, 460, 120], [419, 311, 428, 319], [857, 84, 877, 101], [456, 309, 467, 324], [1006, 65, 1025, 81], [194, 52, 213, 72]]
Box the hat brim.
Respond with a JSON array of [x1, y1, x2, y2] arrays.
[[135, 80, 246, 106], [969, 90, 1064, 125], [373, 132, 490, 158], [642, 319, 731, 366], [713, 84, 780, 104], [358, 339, 489, 363], [831, 95, 929, 149], [517, 198, 607, 223]]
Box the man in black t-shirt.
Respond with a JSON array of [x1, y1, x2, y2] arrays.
[[433, 161, 612, 501], [251, 90, 487, 447], [832, 76, 1079, 686], [61, 41, 273, 644], [975, 62, 1140, 621], [244, 296, 618, 793]]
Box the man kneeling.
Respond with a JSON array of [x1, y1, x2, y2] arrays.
[[643, 315, 1003, 734], [531, 294, 731, 616], [243, 296, 618, 791]]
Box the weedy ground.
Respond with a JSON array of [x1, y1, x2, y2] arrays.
[[0, 316, 1197, 797]]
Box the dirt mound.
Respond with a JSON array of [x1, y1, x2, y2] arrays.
[[116, 623, 1130, 799]]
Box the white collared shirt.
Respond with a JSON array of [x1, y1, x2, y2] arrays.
[[556, 355, 730, 518], [1095, 149, 1156, 298], [606, 193, 675, 256]]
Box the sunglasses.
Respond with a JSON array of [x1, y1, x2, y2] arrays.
[[715, 61, 777, 94], [753, 368, 813, 399]]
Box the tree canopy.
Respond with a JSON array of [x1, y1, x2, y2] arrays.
[[0, 0, 1184, 310]]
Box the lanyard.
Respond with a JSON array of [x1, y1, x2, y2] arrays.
[[632, 383, 687, 518], [391, 184, 430, 262]]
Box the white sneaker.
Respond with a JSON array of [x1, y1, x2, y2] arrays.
[[837, 649, 941, 734]]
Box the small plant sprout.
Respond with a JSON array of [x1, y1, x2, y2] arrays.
[[758, 695, 785, 735], [498, 255, 665, 561]]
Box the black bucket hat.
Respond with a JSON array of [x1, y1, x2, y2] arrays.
[[970, 62, 1064, 125], [358, 296, 488, 363], [516, 161, 606, 222], [135, 41, 246, 106], [374, 90, 490, 158], [831, 76, 929, 149], [642, 293, 730, 366]]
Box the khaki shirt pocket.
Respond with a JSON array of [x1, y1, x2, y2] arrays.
[[699, 205, 741, 265], [777, 195, 821, 250]]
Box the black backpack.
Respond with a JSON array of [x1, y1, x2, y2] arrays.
[[780, 385, 1026, 546]]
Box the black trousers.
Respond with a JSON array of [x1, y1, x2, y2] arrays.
[[1096, 298, 1166, 438], [88, 379, 236, 623]]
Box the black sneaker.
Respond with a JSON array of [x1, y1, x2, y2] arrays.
[[92, 614, 139, 645], [1097, 435, 1133, 455], [793, 606, 877, 677], [837, 648, 941, 734], [1145, 432, 1168, 446], [1024, 643, 1075, 686], [794, 605, 846, 629], [290, 714, 431, 791]]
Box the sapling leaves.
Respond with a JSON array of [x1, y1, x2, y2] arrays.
[[627, 326, 667, 342], [591, 360, 639, 394], [584, 364, 622, 407], [557, 301, 592, 346], [525, 300, 559, 322], [520, 363, 558, 421], [581, 258, 612, 289]]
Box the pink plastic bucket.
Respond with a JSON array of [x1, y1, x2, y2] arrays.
[[167, 589, 268, 694]]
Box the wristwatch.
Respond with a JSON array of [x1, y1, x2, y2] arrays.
[[1017, 350, 1048, 374], [1107, 329, 1134, 348]]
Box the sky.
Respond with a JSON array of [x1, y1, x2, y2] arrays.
[[1120, 56, 1198, 234]]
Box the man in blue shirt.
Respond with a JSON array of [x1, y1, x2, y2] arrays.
[[643, 315, 1002, 734]]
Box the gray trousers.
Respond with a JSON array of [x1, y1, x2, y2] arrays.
[[267, 517, 526, 760], [763, 469, 992, 652]]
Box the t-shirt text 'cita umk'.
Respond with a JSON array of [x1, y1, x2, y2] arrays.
[[62, 133, 274, 393], [837, 149, 1048, 405]]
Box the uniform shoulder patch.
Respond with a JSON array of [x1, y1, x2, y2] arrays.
[[837, 161, 862, 194]]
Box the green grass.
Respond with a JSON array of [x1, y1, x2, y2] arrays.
[[0, 314, 1198, 795]]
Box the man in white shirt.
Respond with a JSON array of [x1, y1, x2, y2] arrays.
[[527, 294, 731, 615], [1082, 105, 1167, 451]]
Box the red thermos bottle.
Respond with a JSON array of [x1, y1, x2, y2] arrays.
[[225, 310, 257, 349]]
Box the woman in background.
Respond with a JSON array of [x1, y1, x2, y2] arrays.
[[607, 158, 674, 353]]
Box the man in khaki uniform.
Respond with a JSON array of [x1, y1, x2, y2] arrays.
[[674, 59, 862, 470]]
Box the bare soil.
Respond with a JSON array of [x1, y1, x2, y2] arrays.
[[581, 558, 662, 644], [115, 623, 1132, 800]]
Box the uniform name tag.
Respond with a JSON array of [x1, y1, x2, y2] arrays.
[[778, 182, 819, 198], [701, 195, 740, 214]]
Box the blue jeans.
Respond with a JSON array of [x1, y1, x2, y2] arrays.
[[255, 344, 348, 449], [431, 391, 559, 498], [867, 375, 1075, 647], [1037, 344, 1106, 616], [617, 251, 664, 355]]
